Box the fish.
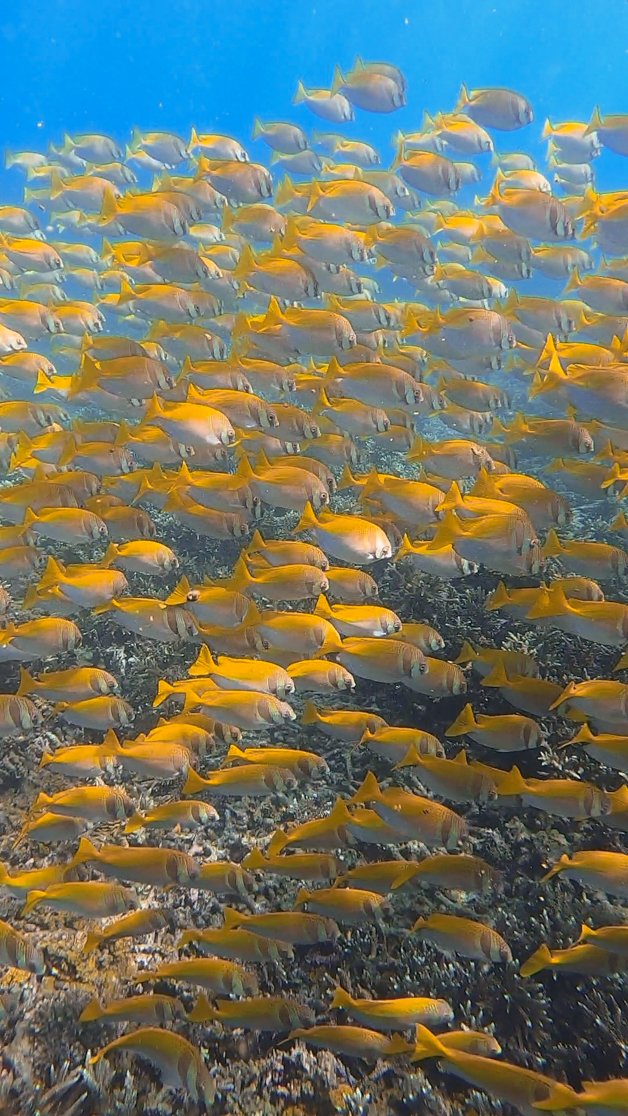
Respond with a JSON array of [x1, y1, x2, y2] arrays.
[[0, 860, 72, 897], [411, 914, 512, 962], [181, 687, 296, 729], [301, 701, 387, 742], [360, 725, 445, 763], [445, 703, 543, 751], [520, 942, 626, 978], [183, 763, 297, 797], [408, 1028, 503, 1062], [392, 854, 500, 895], [352, 771, 468, 848], [336, 636, 427, 683], [313, 593, 401, 637], [70, 836, 200, 886], [15, 812, 90, 848], [559, 725, 628, 774], [0, 693, 40, 735], [541, 851, 628, 898], [31, 785, 135, 823], [412, 1026, 580, 1114], [137, 956, 257, 995], [330, 987, 454, 1032], [79, 993, 183, 1025], [193, 861, 254, 897], [222, 906, 340, 946], [17, 664, 118, 702], [188, 992, 315, 1031], [82, 908, 172, 954], [286, 1023, 406, 1059], [22, 881, 139, 917], [295, 501, 393, 564], [295, 884, 388, 926], [0, 918, 45, 973], [539, 1078, 628, 1115], [189, 645, 294, 697], [575, 924, 628, 959], [124, 800, 219, 834], [395, 748, 497, 804], [39, 741, 118, 778], [287, 658, 356, 694], [496, 765, 610, 819], [89, 1028, 214, 1107], [178, 925, 293, 962]]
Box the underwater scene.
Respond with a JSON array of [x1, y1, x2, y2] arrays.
[[0, 0, 626, 1112]]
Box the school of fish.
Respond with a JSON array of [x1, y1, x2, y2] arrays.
[[0, 57, 626, 1113]]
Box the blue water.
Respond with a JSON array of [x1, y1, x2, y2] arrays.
[[2, 0, 627, 193]]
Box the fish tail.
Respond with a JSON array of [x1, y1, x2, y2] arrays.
[[182, 768, 207, 796], [394, 742, 422, 769], [540, 854, 569, 883], [267, 829, 288, 856], [329, 986, 352, 1010], [394, 533, 415, 562], [313, 593, 333, 619], [152, 679, 179, 708], [293, 80, 306, 105], [81, 935, 103, 958], [71, 835, 99, 869], [123, 813, 146, 834], [391, 863, 422, 890], [221, 906, 242, 929], [229, 556, 253, 593], [495, 765, 526, 797], [414, 1025, 450, 1057], [187, 993, 216, 1023], [520, 943, 552, 977], [453, 640, 477, 665], [101, 543, 118, 569], [484, 580, 511, 611], [21, 889, 46, 915], [300, 700, 320, 726], [295, 500, 319, 534], [445, 703, 478, 737], [349, 770, 380, 805], [436, 481, 464, 514], [584, 105, 602, 137], [16, 666, 36, 697], [541, 528, 562, 558], [338, 464, 359, 491], [241, 847, 266, 870]]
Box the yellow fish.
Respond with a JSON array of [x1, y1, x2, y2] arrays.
[[183, 764, 297, 797], [23, 881, 138, 917], [0, 918, 45, 973], [89, 1028, 214, 1106], [330, 987, 454, 1031], [82, 908, 172, 955], [79, 993, 183, 1025], [70, 835, 200, 886], [413, 1025, 580, 1112], [542, 851, 628, 897], [188, 992, 314, 1031], [137, 956, 257, 995]]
